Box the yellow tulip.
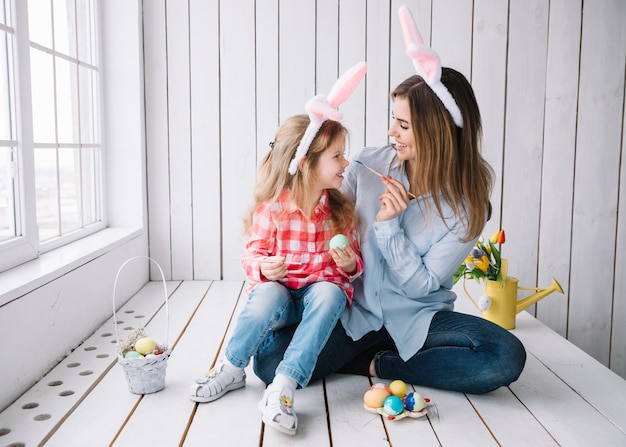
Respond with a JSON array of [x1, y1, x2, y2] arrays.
[[474, 255, 490, 272]]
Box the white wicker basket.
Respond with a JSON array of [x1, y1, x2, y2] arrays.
[[113, 256, 171, 395]]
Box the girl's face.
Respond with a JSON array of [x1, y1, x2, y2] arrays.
[[312, 136, 349, 191], [388, 96, 417, 161]]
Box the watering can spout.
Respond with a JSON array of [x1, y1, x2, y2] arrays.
[[515, 277, 564, 313]]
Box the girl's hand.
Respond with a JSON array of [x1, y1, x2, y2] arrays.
[[376, 177, 410, 221], [260, 256, 288, 281], [329, 244, 358, 274]]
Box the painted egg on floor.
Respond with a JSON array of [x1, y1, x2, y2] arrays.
[[404, 392, 426, 412], [364, 387, 391, 408], [370, 382, 391, 394], [389, 379, 407, 397], [383, 395, 404, 416]]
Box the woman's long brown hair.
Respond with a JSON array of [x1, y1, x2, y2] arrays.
[[391, 68, 494, 241]]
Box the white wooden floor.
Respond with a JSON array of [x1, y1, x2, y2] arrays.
[[1, 280, 625, 447]]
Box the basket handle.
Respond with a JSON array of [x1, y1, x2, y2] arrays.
[[112, 256, 170, 348]]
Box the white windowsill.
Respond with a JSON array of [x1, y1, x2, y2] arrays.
[[0, 227, 143, 307]]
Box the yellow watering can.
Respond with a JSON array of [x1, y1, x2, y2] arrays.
[[463, 260, 564, 329]]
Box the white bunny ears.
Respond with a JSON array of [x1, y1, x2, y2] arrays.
[[288, 61, 367, 175], [398, 5, 463, 128]]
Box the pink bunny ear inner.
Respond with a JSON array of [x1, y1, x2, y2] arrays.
[[406, 44, 441, 84], [399, 5, 424, 46], [327, 61, 367, 109]]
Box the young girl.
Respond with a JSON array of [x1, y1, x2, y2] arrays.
[[189, 63, 366, 436]]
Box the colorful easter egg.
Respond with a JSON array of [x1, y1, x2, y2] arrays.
[[124, 350, 144, 359], [389, 380, 407, 397], [134, 337, 156, 355], [404, 392, 427, 412], [383, 395, 404, 416], [363, 387, 391, 408], [329, 234, 350, 251]]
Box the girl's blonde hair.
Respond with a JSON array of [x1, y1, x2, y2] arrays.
[[244, 115, 356, 235], [391, 68, 494, 242]]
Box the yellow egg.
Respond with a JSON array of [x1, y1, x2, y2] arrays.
[[389, 380, 407, 397], [134, 337, 156, 355], [363, 387, 391, 408]]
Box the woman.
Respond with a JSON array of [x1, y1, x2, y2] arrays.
[[252, 61, 526, 394]]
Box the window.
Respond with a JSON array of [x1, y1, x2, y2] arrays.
[[0, 0, 104, 273]]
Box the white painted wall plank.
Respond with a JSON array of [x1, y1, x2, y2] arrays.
[[568, 0, 625, 365], [501, 0, 549, 286], [166, 0, 194, 279], [143, 0, 172, 279], [534, 0, 581, 336], [471, 0, 508, 234], [190, 0, 222, 279], [364, 0, 391, 148], [220, 0, 257, 279], [432, 0, 472, 77]]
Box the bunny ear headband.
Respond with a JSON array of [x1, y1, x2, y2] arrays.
[[398, 5, 463, 128], [288, 61, 368, 175]]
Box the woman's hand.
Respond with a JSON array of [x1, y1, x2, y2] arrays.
[[376, 177, 410, 221], [260, 256, 288, 281], [329, 244, 358, 275]]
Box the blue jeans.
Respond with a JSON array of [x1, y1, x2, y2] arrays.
[[226, 281, 346, 388], [254, 310, 526, 394]]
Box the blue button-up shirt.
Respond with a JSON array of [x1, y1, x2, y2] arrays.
[[340, 145, 478, 360]]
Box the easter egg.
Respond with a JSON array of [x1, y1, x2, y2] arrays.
[[404, 392, 427, 412], [329, 234, 350, 251], [124, 350, 144, 359], [389, 379, 407, 397], [478, 294, 492, 311], [134, 337, 156, 355], [370, 382, 391, 394], [363, 388, 390, 408], [383, 395, 404, 416]]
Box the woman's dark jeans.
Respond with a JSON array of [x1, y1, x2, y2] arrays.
[[253, 310, 526, 394]]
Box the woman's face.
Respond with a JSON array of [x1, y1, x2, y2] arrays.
[[388, 96, 416, 162]]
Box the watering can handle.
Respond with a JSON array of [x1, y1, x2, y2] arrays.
[[462, 278, 483, 313]]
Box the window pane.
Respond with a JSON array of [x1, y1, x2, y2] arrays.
[[58, 146, 80, 232], [28, 0, 53, 49], [53, 0, 75, 58], [0, 0, 9, 27], [34, 147, 59, 241], [80, 146, 99, 225], [55, 56, 79, 143], [79, 65, 97, 143], [30, 48, 56, 142], [0, 147, 17, 242], [76, 0, 94, 64], [1, 29, 15, 141]]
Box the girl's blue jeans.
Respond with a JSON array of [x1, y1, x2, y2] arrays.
[[225, 280, 346, 388], [253, 310, 526, 394]]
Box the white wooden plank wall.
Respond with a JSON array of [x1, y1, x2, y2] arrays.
[[142, 0, 626, 379]]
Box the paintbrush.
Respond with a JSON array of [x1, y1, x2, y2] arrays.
[[242, 257, 301, 265], [355, 160, 417, 199]]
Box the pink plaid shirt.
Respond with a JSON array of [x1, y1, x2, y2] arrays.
[[242, 190, 363, 304]]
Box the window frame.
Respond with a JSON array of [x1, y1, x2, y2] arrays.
[[0, 0, 107, 272]]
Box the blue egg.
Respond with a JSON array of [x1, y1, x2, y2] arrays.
[[383, 395, 404, 416]]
